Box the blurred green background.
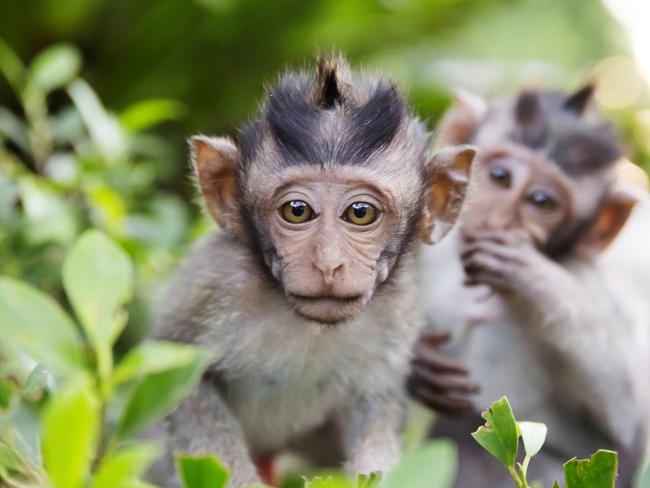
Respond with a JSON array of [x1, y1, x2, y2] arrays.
[[1, 0, 650, 341]]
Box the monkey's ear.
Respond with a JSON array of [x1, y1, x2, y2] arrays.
[[419, 145, 477, 245], [191, 135, 242, 235], [435, 90, 486, 146], [577, 189, 637, 255]]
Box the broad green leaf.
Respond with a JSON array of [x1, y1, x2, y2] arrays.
[[41, 375, 100, 488], [518, 421, 547, 459], [112, 341, 197, 386], [0, 277, 84, 377], [63, 230, 133, 375], [19, 176, 79, 245], [384, 439, 457, 488], [177, 454, 229, 488], [91, 443, 159, 488], [119, 99, 185, 133], [117, 351, 212, 437], [29, 43, 81, 93], [563, 450, 618, 488], [471, 396, 519, 468]]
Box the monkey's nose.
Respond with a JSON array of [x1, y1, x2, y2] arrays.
[[315, 262, 344, 286]]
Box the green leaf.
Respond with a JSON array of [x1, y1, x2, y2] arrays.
[[23, 363, 49, 395], [41, 375, 100, 488], [177, 454, 230, 488], [29, 43, 81, 93], [355, 472, 382, 488], [552, 482, 561, 488], [0, 277, 84, 377], [0, 378, 17, 411], [63, 230, 133, 377], [91, 443, 159, 488], [112, 341, 197, 386], [0, 441, 22, 474], [518, 421, 547, 459], [304, 476, 353, 488], [67, 79, 125, 160], [117, 350, 212, 437], [384, 439, 457, 488], [471, 396, 519, 468], [563, 450, 618, 488], [119, 99, 185, 133], [0, 38, 25, 92]]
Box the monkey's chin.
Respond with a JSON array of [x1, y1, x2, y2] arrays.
[[289, 294, 367, 326]]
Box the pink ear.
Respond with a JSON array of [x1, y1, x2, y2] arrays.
[[578, 189, 638, 254], [419, 145, 477, 245], [435, 90, 486, 146], [191, 135, 242, 236]]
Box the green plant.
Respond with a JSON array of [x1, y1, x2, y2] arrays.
[[473, 397, 619, 488], [0, 230, 212, 487]]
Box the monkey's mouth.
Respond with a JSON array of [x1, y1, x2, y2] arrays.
[[288, 293, 366, 325]]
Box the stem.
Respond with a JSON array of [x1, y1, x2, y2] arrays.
[[508, 466, 525, 488]]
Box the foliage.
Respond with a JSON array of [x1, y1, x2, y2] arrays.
[[473, 397, 619, 488], [0, 230, 212, 487], [0, 40, 198, 347]]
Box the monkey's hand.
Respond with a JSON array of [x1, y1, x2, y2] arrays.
[[407, 331, 479, 416], [460, 229, 568, 301]]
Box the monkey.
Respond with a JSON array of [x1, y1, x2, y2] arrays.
[[408, 85, 650, 487], [149, 55, 476, 487]]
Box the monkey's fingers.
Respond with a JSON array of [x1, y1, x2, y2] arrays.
[[418, 331, 452, 346], [412, 348, 470, 375], [407, 383, 474, 417], [410, 363, 480, 394]]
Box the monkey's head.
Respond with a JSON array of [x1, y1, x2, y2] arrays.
[[438, 85, 636, 259], [191, 55, 475, 324]]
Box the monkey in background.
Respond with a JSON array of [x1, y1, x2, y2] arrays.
[[409, 85, 650, 487], [151, 55, 476, 487]]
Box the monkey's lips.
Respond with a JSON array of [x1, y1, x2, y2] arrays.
[[288, 293, 366, 324]]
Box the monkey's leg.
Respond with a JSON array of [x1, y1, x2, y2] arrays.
[[166, 379, 260, 488], [341, 396, 404, 476]]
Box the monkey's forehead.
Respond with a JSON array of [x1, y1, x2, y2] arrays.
[[244, 163, 424, 205]]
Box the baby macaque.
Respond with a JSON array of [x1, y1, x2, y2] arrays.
[[152, 55, 475, 487], [410, 85, 649, 487]]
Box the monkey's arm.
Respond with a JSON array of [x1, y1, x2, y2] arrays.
[[341, 395, 404, 476], [166, 378, 260, 488], [462, 231, 648, 449]]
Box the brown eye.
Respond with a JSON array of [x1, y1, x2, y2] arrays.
[[280, 200, 314, 224], [343, 202, 378, 226], [528, 190, 557, 212], [489, 165, 511, 187]]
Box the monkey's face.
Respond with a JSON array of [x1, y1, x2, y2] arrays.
[[463, 146, 574, 249], [255, 165, 418, 325]]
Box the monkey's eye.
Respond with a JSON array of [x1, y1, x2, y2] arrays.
[[489, 165, 511, 188], [343, 202, 378, 226], [280, 200, 315, 224], [527, 190, 557, 212]]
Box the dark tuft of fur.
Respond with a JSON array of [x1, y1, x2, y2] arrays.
[[564, 83, 595, 115], [514, 91, 547, 148], [237, 55, 410, 167], [339, 84, 405, 164], [315, 56, 344, 109], [509, 88, 622, 175]]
